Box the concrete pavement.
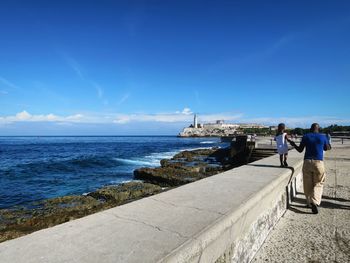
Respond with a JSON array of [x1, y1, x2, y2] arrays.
[[253, 143, 350, 263]]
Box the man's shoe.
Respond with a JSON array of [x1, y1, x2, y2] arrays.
[[311, 203, 318, 214]]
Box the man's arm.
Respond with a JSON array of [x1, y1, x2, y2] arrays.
[[324, 144, 331, 151], [324, 137, 331, 151], [287, 138, 305, 153]]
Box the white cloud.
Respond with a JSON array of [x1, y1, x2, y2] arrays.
[[175, 107, 193, 115], [66, 114, 84, 120], [270, 34, 296, 53], [63, 55, 85, 81], [96, 85, 103, 99], [0, 111, 83, 124], [0, 76, 20, 90], [46, 114, 58, 121], [118, 93, 130, 105], [1, 110, 349, 128], [182, 107, 193, 115], [112, 110, 242, 124], [113, 115, 131, 124], [16, 111, 32, 120], [86, 80, 102, 96], [63, 54, 108, 105]]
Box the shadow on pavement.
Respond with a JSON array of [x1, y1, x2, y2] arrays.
[[248, 164, 295, 174], [322, 195, 349, 203], [287, 196, 313, 214], [247, 164, 285, 169], [288, 206, 313, 214], [293, 195, 350, 211], [320, 200, 350, 210]]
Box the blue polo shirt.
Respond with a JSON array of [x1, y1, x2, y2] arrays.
[[300, 133, 329, 160]]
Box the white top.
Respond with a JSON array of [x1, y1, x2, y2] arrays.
[[275, 133, 289, 155]]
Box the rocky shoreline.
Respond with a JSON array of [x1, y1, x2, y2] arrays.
[[0, 147, 234, 243]]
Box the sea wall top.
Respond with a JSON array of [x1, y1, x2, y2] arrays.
[[0, 150, 303, 263]]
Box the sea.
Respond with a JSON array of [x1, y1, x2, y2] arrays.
[[0, 136, 227, 209]]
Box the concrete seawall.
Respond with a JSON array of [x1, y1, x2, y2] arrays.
[[0, 150, 303, 263]]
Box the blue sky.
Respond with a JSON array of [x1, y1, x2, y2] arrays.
[[0, 0, 349, 135]]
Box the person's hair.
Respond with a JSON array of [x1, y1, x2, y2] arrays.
[[310, 123, 320, 132], [276, 123, 285, 135]]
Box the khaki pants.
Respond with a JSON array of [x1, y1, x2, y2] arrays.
[[302, 160, 326, 206]]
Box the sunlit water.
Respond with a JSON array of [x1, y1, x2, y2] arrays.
[[0, 136, 226, 209]]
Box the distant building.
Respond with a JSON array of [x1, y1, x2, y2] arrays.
[[239, 123, 268, 129], [179, 114, 268, 137], [202, 120, 240, 129]]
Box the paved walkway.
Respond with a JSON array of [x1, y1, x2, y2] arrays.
[[253, 144, 350, 262]]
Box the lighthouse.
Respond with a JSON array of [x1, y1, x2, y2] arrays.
[[194, 114, 198, 128]]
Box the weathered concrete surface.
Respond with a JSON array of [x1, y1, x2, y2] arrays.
[[0, 150, 303, 263], [253, 143, 350, 263]]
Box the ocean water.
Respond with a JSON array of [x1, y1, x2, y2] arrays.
[[0, 136, 225, 209]]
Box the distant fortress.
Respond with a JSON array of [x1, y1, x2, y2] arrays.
[[178, 114, 268, 137]]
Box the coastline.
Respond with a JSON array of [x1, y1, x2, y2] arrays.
[[0, 136, 223, 210], [0, 137, 278, 243], [0, 146, 230, 243]]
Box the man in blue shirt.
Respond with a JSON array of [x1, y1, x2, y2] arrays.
[[288, 123, 331, 214]]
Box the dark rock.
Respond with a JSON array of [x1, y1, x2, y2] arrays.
[[0, 195, 103, 242], [134, 147, 229, 187], [0, 182, 162, 243], [87, 182, 162, 204], [134, 167, 205, 186], [160, 159, 187, 169], [172, 148, 217, 161]]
